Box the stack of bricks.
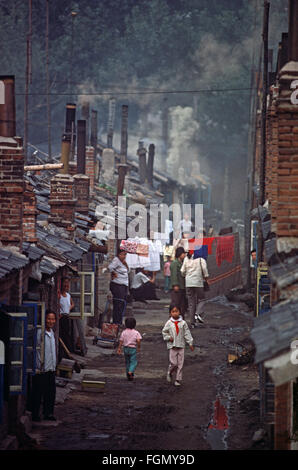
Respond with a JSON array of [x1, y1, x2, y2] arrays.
[[48, 173, 77, 232], [85, 146, 95, 193], [23, 180, 37, 242], [0, 137, 24, 249], [73, 174, 90, 215], [276, 63, 298, 238]]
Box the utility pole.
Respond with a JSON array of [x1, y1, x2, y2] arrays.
[[46, 0, 51, 159], [24, 0, 32, 162]]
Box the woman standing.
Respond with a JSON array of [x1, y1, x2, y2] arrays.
[[108, 249, 130, 325], [180, 253, 209, 329]]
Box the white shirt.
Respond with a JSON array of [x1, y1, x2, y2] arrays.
[[60, 292, 71, 314], [180, 256, 209, 288], [131, 272, 150, 289], [36, 329, 56, 372], [108, 257, 129, 286], [162, 316, 193, 349]]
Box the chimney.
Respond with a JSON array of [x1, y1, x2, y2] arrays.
[[60, 133, 71, 174], [100, 148, 115, 186], [107, 98, 116, 148], [74, 174, 90, 215], [85, 146, 95, 193], [65, 102, 76, 161], [137, 141, 147, 184], [77, 120, 86, 174], [288, 0, 298, 61], [0, 76, 16, 137], [74, 120, 90, 215], [90, 110, 98, 153], [120, 105, 128, 164], [147, 143, 155, 188], [23, 180, 37, 242], [0, 77, 24, 250], [81, 101, 90, 145], [48, 174, 77, 233]]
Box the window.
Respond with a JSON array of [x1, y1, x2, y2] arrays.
[[70, 272, 95, 318], [0, 311, 28, 396]]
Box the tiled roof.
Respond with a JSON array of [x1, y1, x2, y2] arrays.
[[250, 299, 298, 363], [0, 247, 29, 279], [22, 243, 45, 261]]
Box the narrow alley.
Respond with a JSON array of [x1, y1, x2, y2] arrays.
[[27, 292, 260, 451]]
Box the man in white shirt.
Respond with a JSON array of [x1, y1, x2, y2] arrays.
[[59, 277, 75, 355], [31, 311, 57, 422]]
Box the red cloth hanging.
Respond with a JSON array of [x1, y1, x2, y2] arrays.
[[188, 237, 215, 255], [215, 235, 234, 267]]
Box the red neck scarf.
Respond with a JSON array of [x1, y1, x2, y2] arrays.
[[173, 320, 180, 335]]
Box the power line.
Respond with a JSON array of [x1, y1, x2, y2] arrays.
[[16, 87, 254, 97]]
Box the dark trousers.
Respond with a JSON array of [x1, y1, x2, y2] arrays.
[[31, 371, 56, 419], [110, 281, 128, 324], [170, 289, 187, 318], [59, 315, 73, 354], [131, 281, 158, 301]]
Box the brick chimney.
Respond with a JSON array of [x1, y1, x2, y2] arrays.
[[0, 76, 24, 250], [48, 174, 77, 233], [0, 137, 24, 249], [74, 120, 90, 214], [73, 174, 90, 215], [23, 180, 37, 242], [85, 146, 95, 193]]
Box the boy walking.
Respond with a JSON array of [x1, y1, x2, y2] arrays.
[[162, 304, 194, 386]]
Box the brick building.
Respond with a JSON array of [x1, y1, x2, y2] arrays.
[[250, 0, 298, 451]]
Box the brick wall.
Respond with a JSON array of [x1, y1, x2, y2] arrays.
[[265, 90, 279, 229], [23, 181, 37, 242], [0, 139, 24, 249], [48, 174, 76, 232], [85, 146, 95, 193], [275, 63, 298, 237], [275, 382, 292, 450]]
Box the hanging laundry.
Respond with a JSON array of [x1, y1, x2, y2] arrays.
[[136, 243, 149, 257], [145, 240, 161, 272], [163, 245, 175, 262], [215, 235, 235, 267], [120, 239, 138, 253], [193, 245, 208, 260], [188, 237, 215, 255]]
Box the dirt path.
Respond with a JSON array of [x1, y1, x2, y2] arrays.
[[31, 296, 263, 451]]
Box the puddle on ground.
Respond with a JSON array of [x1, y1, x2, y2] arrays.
[[206, 396, 229, 450], [87, 433, 110, 439]]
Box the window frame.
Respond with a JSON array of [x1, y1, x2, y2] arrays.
[[69, 271, 95, 319]]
